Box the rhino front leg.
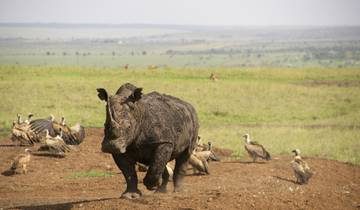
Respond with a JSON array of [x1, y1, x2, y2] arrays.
[[143, 143, 172, 191], [112, 154, 142, 199]]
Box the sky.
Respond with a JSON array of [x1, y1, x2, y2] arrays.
[[0, 0, 360, 26]]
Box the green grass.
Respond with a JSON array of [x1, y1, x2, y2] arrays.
[[1, 65, 360, 164], [65, 170, 114, 179]]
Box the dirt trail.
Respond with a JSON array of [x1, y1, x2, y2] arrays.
[[0, 128, 359, 210]]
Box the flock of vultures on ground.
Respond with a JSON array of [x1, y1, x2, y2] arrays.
[[6, 83, 313, 199]]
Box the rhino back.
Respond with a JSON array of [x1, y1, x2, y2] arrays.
[[135, 92, 199, 158]]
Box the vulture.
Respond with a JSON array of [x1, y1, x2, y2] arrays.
[[194, 142, 220, 162], [11, 114, 41, 145], [136, 162, 148, 172], [24, 113, 34, 124], [188, 141, 220, 175], [291, 149, 313, 184], [135, 162, 174, 181], [166, 164, 174, 181], [210, 73, 218, 81], [30, 115, 85, 145], [39, 129, 72, 154], [188, 152, 210, 175], [194, 136, 205, 152], [195, 136, 214, 152], [10, 148, 32, 174], [243, 134, 271, 162], [11, 114, 85, 146]]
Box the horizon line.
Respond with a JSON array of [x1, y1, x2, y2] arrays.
[[0, 22, 360, 28]]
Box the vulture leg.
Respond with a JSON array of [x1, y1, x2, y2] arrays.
[[252, 155, 257, 163]]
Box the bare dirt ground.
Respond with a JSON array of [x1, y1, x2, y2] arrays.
[[0, 128, 359, 210]]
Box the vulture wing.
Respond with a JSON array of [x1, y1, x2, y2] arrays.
[[70, 123, 85, 145], [245, 143, 271, 160], [299, 159, 313, 179], [195, 151, 220, 162], [41, 137, 72, 154], [12, 123, 40, 145], [250, 142, 271, 160], [188, 154, 209, 174], [292, 158, 313, 183], [30, 119, 55, 136], [52, 122, 85, 145]]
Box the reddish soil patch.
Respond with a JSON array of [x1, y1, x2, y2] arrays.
[[0, 128, 359, 210]]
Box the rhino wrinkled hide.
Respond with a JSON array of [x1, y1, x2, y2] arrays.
[[97, 83, 199, 199]]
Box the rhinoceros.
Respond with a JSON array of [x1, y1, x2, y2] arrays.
[[97, 83, 199, 199]]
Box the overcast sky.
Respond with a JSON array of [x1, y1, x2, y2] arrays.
[[0, 0, 359, 26]]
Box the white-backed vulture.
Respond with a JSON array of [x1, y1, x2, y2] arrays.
[[52, 117, 85, 145], [210, 73, 218, 81], [30, 115, 85, 145], [12, 114, 85, 146], [194, 136, 205, 152], [10, 148, 32, 174], [186, 139, 219, 175], [11, 114, 41, 145], [136, 163, 148, 172], [243, 134, 271, 162], [195, 136, 213, 152], [194, 142, 220, 162], [17, 113, 22, 124], [166, 164, 174, 181], [24, 113, 34, 124], [188, 153, 209, 175], [60, 116, 65, 126], [135, 162, 175, 181], [291, 149, 313, 184], [39, 129, 72, 154], [29, 115, 57, 136]]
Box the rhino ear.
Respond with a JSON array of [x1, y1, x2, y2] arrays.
[[97, 88, 108, 102], [129, 88, 143, 102]]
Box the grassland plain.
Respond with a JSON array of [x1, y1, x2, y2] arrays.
[[0, 66, 359, 164]]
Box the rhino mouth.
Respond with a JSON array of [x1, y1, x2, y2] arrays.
[[101, 139, 127, 154]]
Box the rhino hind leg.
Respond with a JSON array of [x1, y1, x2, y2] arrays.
[[173, 149, 191, 192], [143, 143, 173, 191], [112, 154, 142, 199]]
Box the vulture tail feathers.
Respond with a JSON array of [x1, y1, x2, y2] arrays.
[[264, 149, 271, 160]]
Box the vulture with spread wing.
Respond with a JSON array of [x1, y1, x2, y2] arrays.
[[11, 114, 41, 145], [38, 129, 72, 154], [30, 116, 85, 145]]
